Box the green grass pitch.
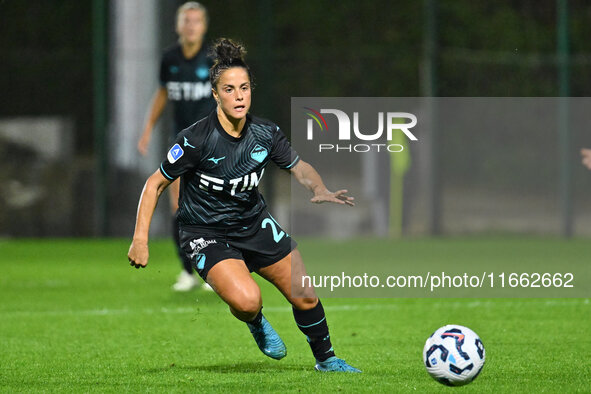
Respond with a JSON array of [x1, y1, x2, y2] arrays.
[[1, 237, 589, 392]]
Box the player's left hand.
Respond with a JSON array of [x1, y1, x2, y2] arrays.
[[310, 189, 355, 206]]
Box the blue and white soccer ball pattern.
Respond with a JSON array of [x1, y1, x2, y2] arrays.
[[423, 325, 485, 386]]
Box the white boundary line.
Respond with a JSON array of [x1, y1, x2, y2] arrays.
[[1, 299, 588, 318]]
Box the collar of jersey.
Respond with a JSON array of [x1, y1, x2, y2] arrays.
[[176, 43, 205, 62], [213, 111, 251, 142]]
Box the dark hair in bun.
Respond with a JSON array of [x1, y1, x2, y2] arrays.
[[209, 38, 253, 88]]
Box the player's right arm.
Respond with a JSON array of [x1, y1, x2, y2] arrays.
[[128, 170, 172, 268], [138, 87, 168, 156]]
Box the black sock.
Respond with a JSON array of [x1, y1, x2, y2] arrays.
[[246, 309, 263, 327], [292, 300, 335, 362], [172, 215, 193, 274]]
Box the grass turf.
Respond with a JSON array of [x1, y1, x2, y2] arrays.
[[0, 237, 589, 392]]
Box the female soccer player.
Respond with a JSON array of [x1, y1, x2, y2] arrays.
[[128, 38, 361, 373], [137, 2, 216, 291]]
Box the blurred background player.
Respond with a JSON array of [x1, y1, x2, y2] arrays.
[[581, 148, 591, 170], [137, 2, 216, 291], [128, 38, 360, 372]]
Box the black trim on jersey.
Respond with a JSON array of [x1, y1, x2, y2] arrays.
[[282, 154, 300, 169], [214, 112, 250, 143]]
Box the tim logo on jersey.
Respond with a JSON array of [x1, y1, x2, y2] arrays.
[[166, 81, 212, 101], [198, 169, 265, 196], [304, 107, 418, 153]]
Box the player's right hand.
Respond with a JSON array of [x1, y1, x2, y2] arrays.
[[137, 133, 151, 156], [128, 240, 149, 269]]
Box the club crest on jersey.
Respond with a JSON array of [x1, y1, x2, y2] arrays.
[[196, 66, 209, 79], [167, 144, 184, 163], [250, 144, 268, 163]]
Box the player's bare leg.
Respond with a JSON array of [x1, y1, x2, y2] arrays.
[[256, 249, 317, 308], [207, 259, 286, 360], [206, 258, 262, 321], [257, 249, 361, 372]]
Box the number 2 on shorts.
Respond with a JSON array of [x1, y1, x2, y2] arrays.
[[261, 216, 285, 243]]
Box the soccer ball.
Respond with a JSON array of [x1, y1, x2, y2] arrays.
[[423, 324, 486, 386]]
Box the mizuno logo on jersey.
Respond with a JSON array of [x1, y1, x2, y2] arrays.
[[184, 137, 195, 148], [167, 144, 184, 163], [207, 156, 226, 165]]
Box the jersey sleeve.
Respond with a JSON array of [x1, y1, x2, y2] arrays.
[[159, 130, 200, 181], [270, 126, 300, 169]]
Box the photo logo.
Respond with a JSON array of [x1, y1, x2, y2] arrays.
[[303, 108, 418, 153], [304, 107, 329, 133]]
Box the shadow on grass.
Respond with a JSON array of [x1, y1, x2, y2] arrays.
[[146, 362, 309, 374]]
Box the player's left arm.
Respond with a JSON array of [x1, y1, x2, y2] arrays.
[[290, 160, 355, 206]]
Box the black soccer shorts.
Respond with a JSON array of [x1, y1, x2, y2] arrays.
[[179, 210, 297, 280]]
